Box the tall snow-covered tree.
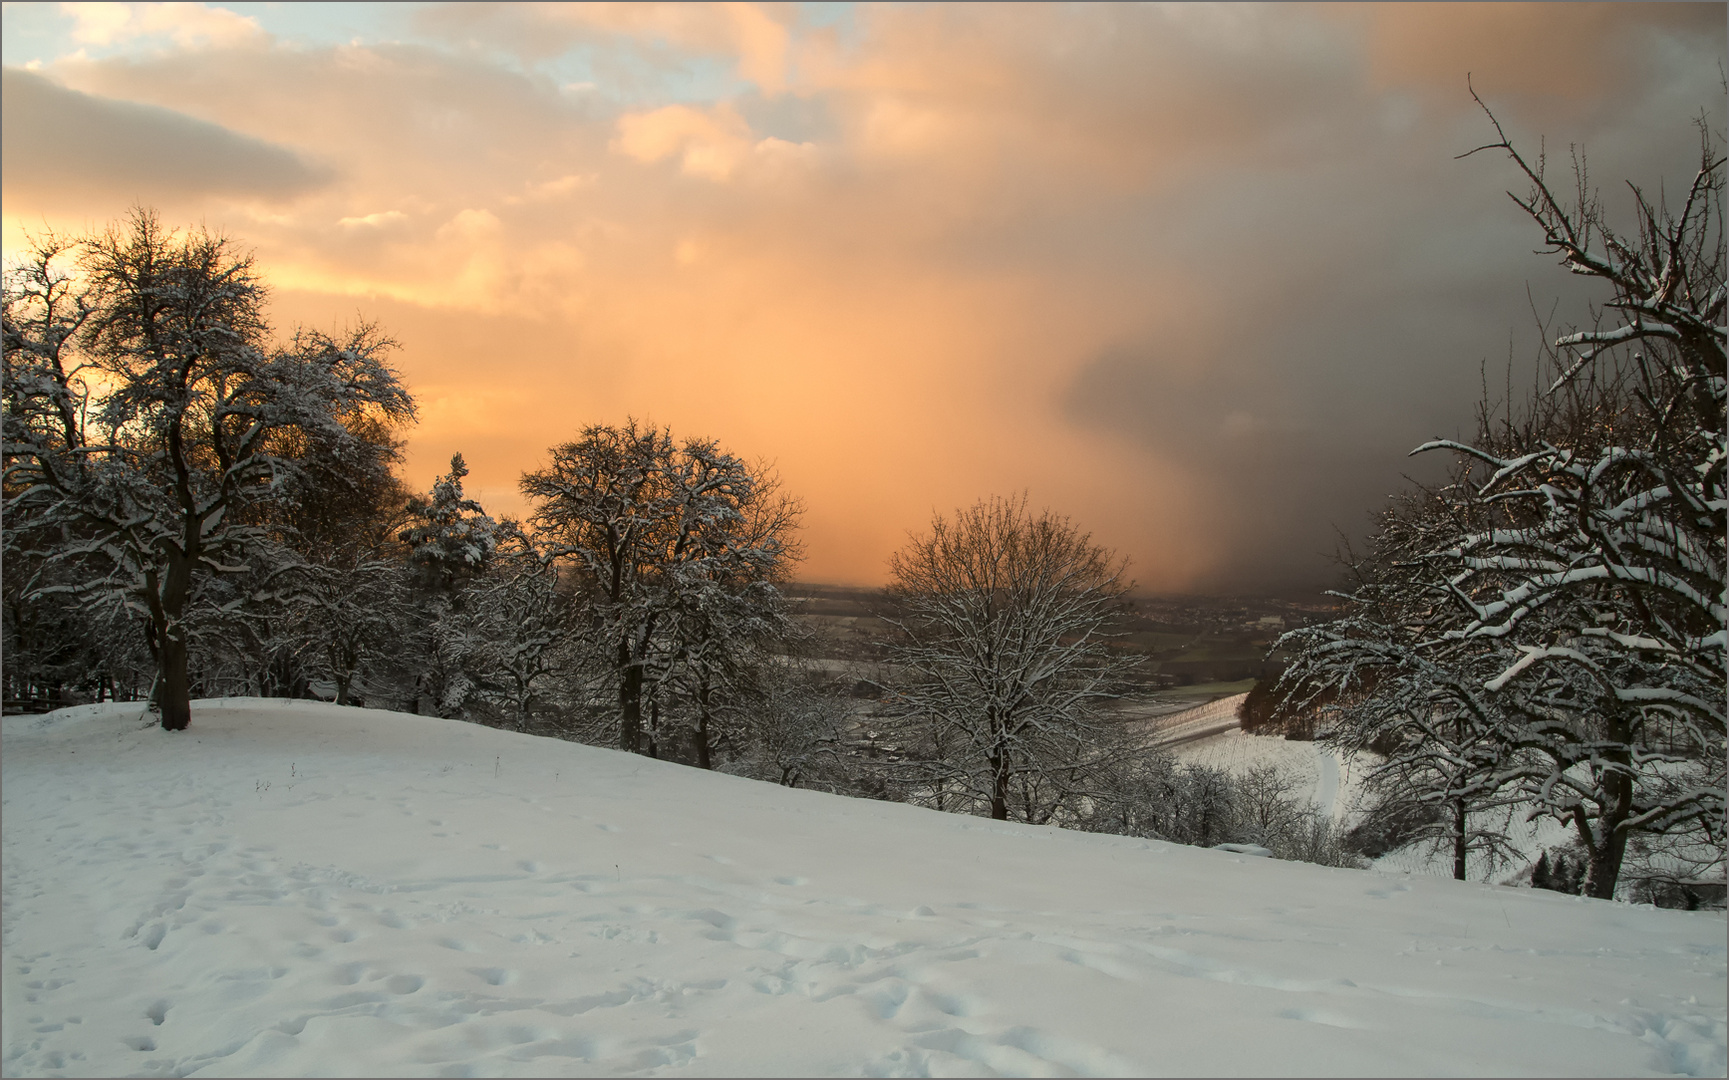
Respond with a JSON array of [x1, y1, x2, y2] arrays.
[[1417, 97, 1727, 897], [1278, 97, 1725, 897], [280, 416, 417, 707], [520, 420, 801, 756], [659, 469, 804, 767], [2, 211, 414, 730], [881, 494, 1140, 823]]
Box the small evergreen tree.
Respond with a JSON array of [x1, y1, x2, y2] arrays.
[[397, 454, 499, 716], [402, 453, 498, 593]]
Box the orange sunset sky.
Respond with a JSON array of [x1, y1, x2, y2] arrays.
[[3, 2, 1724, 591]]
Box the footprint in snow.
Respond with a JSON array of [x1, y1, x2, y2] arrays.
[[928, 990, 983, 1017], [333, 962, 369, 986], [385, 974, 424, 995], [1279, 1007, 1368, 1029]]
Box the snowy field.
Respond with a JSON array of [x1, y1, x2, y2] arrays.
[[3, 701, 1724, 1078]]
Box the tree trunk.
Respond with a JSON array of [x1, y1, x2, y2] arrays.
[[988, 749, 1009, 820], [647, 696, 660, 759], [1581, 768, 1633, 900], [618, 642, 642, 753], [154, 551, 194, 731], [987, 712, 1009, 820], [333, 640, 357, 706], [1452, 797, 1468, 881], [158, 627, 192, 731], [696, 675, 713, 770]]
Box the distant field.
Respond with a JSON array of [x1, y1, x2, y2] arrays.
[[1153, 678, 1258, 700], [788, 583, 1288, 687]]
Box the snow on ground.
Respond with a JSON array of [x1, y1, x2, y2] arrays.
[[3, 700, 1724, 1078]]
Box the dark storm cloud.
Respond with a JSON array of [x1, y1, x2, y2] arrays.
[[1, 68, 329, 205], [1056, 10, 1725, 593]]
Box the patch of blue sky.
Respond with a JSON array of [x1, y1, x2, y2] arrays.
[[528, 45, 752, 105], [800, 2, 859, 39], [223, 1, 418, 48], [1, 2, 856, 103], [0, 3, 77, 68]]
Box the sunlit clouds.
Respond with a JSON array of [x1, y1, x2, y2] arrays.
[[3, 2, 1722, 589]]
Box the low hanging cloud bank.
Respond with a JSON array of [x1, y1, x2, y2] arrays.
[[1, 3, 1722, 591], [2, 700, 1724, 1076], [0, 68, 329, 207]]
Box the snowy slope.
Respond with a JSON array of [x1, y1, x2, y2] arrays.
[[2, 700, 1723, 1078]]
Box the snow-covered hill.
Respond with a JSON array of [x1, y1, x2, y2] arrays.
[[3, 700, 1723, 1077]]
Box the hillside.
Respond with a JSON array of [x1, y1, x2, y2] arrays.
[[2, 701, 1723, 1077]]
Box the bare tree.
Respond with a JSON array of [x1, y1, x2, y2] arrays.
[[881, 494, 1140, 822]]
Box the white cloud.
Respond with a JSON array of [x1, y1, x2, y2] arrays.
[[61, 1, 133, 46], [437, 208, 501, 240], [614, 103, 754, 181], [338, 210, 407, 228], [62, 2, 264, 51]]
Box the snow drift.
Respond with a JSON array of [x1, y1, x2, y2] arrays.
[[2, 700, 1723, 1077]]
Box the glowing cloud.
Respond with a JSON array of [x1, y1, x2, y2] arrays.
[[4, 2, 1721, 591]]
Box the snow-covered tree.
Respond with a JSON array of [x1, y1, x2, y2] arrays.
[[2, 211, 414, 730], [656, 471, 804, 766], [463, 523, 573, 731], [1278, 98, 1725, 896], [722, 664, 855, 789], [880, 494, 1140, 823], [520, 420, 801, 756], [1276, 482, 1528, 881], [292, 430, 420, 708], [1416, 97, 1727, 897], [392, 454, 501, 717], [401, 453, 499, 592]]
